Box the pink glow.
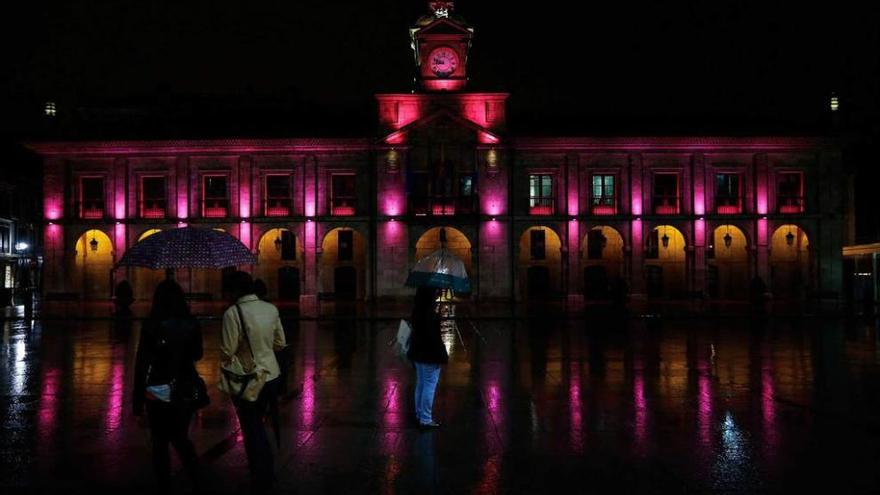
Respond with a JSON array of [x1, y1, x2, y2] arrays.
[[779, 205, 804, 214], [384, 131, 406, 145], [631, 219, 643, 248], [331, 206, 356, 216], [654, 205, 679, 215], [114, 223, 126, 259], [304, 198, 316, 218], [631, 184, 643, 216], [432, 203, 455, 216], [383, 194, 403, 216], [694, 218, 705, 247], [529, 205, 554, 216], [239, 222, 251, 250], [757, 218, 768, 246], [37, 367, 60, 442], [698, 373, 712, 447], [266, 205, 290, 217], [569, 363, 583, 453], [634, 370, 647, 452], [756, 190, 768, 215], [422, 79, 466, 92], [141, 207, 165, 219], [478, 131, 500, 144], [567, 191, 579, 216], [239, 193, 250, 219], [481, 193, 505, 216], [204, 206, 227, 218], [693, 184, 705, 217], [81, 208, 103, 219], [484, 219, 503, 241], [299, 323, 317, 430], [177, 188, 188, 220], [177, 221, 188, 228], [591, 205, 616, 215], [44, 198, 62, 220], [115, 195, 126, 220], [716, 204, 742, 215], [105, 357, 124, 433]]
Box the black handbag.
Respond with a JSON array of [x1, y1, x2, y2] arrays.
[[171, 372, 210, 409]]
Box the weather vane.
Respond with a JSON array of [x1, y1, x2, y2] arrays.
[[430, 1, 453, 18]]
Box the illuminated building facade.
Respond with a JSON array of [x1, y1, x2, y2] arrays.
[[28, 2, 844, 303]]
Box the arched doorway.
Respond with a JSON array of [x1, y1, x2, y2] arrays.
[[770, 224, 810, 299], [414, 227, 473, 296], [518, 226, 562, 300], [708, 225, 749, 299], [256, 228, 303, 301], [320, 228, 367, 300], [73, 229, 113, 299], [131, 229, 164, 299], [644, 225, 686, 298], [581, 226, 625, 300]]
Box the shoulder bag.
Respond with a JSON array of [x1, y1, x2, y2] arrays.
[[218, 303, 269, 402]]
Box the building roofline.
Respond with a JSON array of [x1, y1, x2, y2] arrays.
[[510, 136, 838, 151], [23, 138, 374, 156]]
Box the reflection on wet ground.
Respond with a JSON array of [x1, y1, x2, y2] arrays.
[[2, 309, 880, 493]]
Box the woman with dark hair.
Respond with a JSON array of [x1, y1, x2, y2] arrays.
[[408, 285, 448, 428], [133, 279, 203, 492]]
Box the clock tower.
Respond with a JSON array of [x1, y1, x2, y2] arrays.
[[410, 1, 473, 92]]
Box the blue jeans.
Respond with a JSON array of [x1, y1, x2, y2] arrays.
[[414, 362, 442, 425]]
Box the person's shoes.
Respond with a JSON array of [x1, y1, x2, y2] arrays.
[[419, 421, 442, 429]]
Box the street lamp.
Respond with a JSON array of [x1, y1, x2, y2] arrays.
[[89, 236, 99, 252], [14, 242, 29, 252], [661, 231, 670, 249], [723, 232, 732, 249], [785, 230, 795, 247]]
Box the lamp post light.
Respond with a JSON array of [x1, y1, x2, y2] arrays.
[[89, 236, 99, 252], [785, 230, 795, 247], [723, 232, 733, 249]]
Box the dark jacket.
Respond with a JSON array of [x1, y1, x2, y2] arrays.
[[133, 317, 203, 413], [407, 305, 448, 365]]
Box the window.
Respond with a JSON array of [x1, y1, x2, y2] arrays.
[[331, 174, 356, 216], [80, 177, 104, 219], [265, 175, 292, 217], [653, 174, 679, 214], [202, 175, 229, 218], [338, 230, 353, 261], [591, 175, 616, 215], [715, 174, 742, 214], [777, 172, 804, 213], [0, 224, 9, 254], [140, 177, 167, 219], [529, 174, 554, 215], [530, 229, 546, 260]]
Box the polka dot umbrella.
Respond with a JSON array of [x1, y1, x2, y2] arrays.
[[117, 226, 255, 270]]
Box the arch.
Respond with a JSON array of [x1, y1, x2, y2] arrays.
[[581, 226, 625, 299], [644, 225, 686, 298], [73, 229, 114, 299], [320, 227, 367, 300], [518, 226, 563, 300], [138, 228, 162, 242], [708, 224, 749, 299], [255, 228, 304, 301], [415, 226, 473, 276], [770, 224, 811, 298]]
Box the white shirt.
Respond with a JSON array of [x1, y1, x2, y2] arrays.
[[221, 295, 287, 381]]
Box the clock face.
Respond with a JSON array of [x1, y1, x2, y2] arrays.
[[429, 46, 459, 78]]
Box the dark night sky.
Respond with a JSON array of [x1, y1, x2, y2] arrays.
[[2, 1, 878, 138]]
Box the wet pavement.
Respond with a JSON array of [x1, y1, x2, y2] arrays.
[[3, 306, 880, 494]]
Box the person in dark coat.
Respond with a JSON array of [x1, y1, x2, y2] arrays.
[[133, 279, 203, 492], [407, 286, 448, 428]]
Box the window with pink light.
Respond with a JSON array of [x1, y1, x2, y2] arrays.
[[330, 174, 356, 216], [591, 174, 616, 215], [264, 175, 292, 217], [201, 175, 229, 218], [139, 176, 167, 219], [79, 176, 105, 219], [652, 173, 680, 215], [777, 172, 804, 213], [529, 174, 554, 215], [714, 173, 742, 214]]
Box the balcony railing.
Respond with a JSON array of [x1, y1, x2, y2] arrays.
[[778, 197, 805, 214], [79, 200, 104, 219], [265, 199, 292, 217], [410, 196, 476, 217], [203, 200, 229, 218], [653, 197, 680, 215], [331, 197, 357, 216], [715, 197, 742, 215], [529, 198, 555, 216], [140, 200, 167, 219], [590, 198, 616, 215]]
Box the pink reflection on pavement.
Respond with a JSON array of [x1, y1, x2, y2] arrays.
[[634, 369, 647, 454], [105, 354, 124, 433], [569, 362, 584, 454], [698, 372, 712, 447], [37, 367, 60, 443]]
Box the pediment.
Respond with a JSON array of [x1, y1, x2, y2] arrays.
[[414, 18, 473, 37], [381, 108, 500, 145]]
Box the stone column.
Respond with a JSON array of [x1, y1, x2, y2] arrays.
[[629, 153, 645, 298], [301, 156, 318, 311], [692, 153, 706, 293], [755, 154, 770, 283]]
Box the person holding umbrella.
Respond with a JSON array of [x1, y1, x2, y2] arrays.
[[407, 285, 448, 429], [404, 228, 469, 429]]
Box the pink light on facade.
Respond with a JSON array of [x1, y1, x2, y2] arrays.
[[478, 131, 500, 145], [239, 221, 251, 250], [482, 193, 505, 216], [177, 187, 188, 220], [383, 193, 403, 216], [484, 219, 504, 242], [631, 218, 643, 250], [529, 205, 554, 216], [113, 223, 126, 260], [694, 218, 706, 247], [757, 217, 768, 246], [716, 205, 742, 215], [592, 205, 616, 216], [44, 198, 62, 221], [384, 131, 406, 145], [239, 191, 251, 219], [631, 182, 643, 216], [177, 221, 187, 228], [756, 189, 768, 215]]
